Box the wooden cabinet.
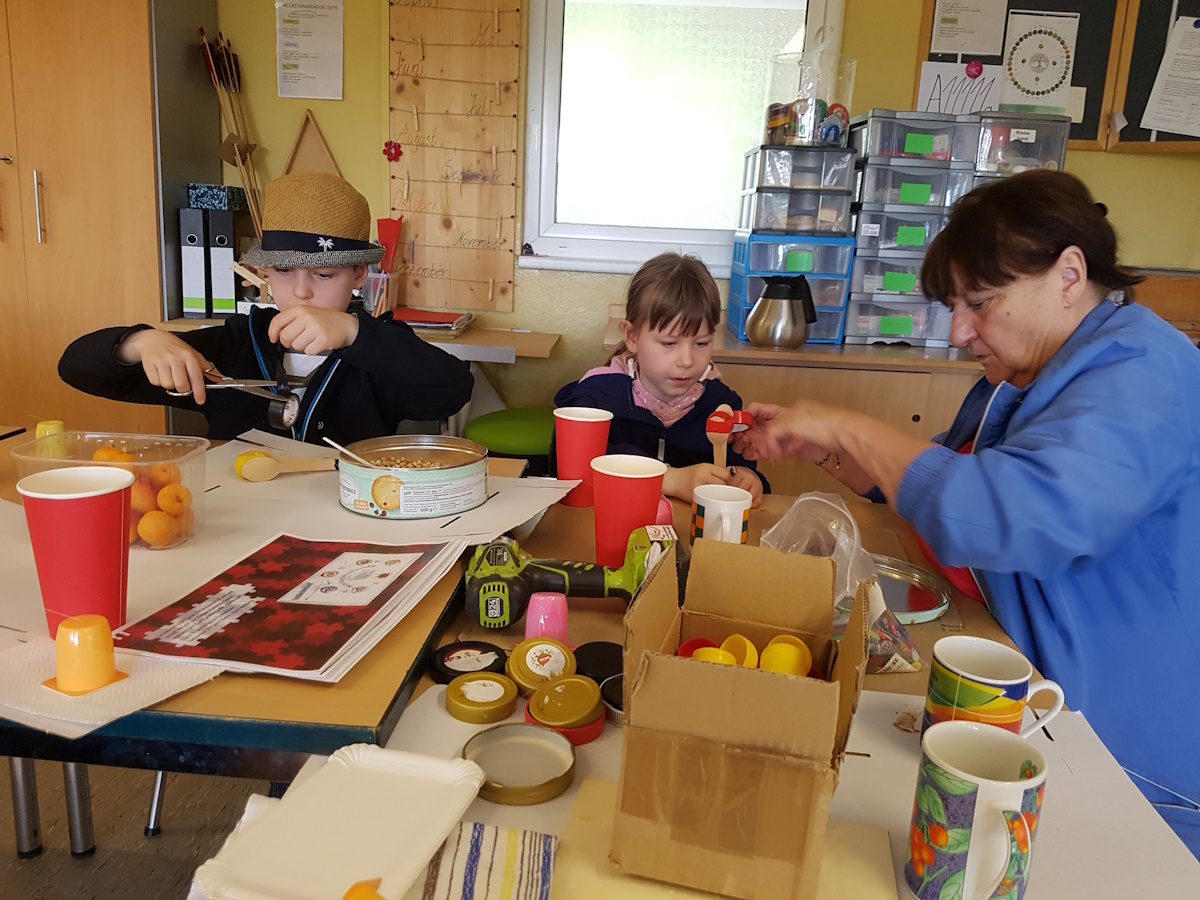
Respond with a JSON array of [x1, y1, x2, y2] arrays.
[[0, 0, 217, 436]]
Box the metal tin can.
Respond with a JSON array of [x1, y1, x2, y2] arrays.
[[337, 435, 488, 519]]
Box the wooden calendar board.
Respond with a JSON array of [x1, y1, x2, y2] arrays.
[[388, 1, 520, 311]]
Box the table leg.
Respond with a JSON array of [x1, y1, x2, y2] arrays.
[[144, 770, 166, 837], [7, 757, 42, 859], [62, 762, 95, 858]]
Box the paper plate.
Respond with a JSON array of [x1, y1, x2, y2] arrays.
[[193, 744, 484, 900]]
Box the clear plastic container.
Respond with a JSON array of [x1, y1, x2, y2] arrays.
[[739, 189, 852, 234], [11, 432, 209, 549], [743, 146, 855, 191], [855, 206, 947, 252], [850, 109, 978, 164], [972, 113, 1070, 173], [842, 295, 952, 347], [851, 253, 925, 295], [857, 163, 975, 208], [740, 236, 855, 275]]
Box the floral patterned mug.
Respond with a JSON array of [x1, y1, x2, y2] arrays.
[[906, 721, 1048, 900]]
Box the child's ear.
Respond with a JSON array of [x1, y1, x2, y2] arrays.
[[619, 320, 639, 354], [350, 265, 369, 290]]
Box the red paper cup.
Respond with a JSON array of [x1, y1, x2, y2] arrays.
[[17, 466, 135, 636], [590, 454, 667, 567], [554, 407, 613, 507]]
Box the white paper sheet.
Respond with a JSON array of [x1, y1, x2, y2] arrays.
[[931, 0, 1008, 56], [917, 61, 1004, 114], [1000, 11, 1079, 115], [275, 0, 343, 100], [1141, 17, 1200, 137], [0, 639, 224, 739]]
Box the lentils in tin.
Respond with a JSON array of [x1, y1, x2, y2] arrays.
[[371, 455, 442, 469]]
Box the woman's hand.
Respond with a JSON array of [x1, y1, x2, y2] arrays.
[[728, 466, 764, 508], [736, 400, 841, 463], [117, 329, 220, 404], [663, 463, 732, 503], [268, 306, 360, 355]]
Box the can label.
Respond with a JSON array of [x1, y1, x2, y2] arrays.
[[445, 647, 500, 673], [339, 460, 487, 519], [525, 644, 568, 679], [460, 678, 506, 703]]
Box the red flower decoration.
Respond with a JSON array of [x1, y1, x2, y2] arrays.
[[383, 140, 403, 161]]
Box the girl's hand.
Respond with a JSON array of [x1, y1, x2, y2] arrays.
[[117, 329, 220, 404], [663, 463, 732, 503], [728, 466, 764, 508], [268, 306, 360, 355]]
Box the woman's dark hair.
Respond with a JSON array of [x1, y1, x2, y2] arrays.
[[610, 252, 721, 359], [922, 170, 1142, 303]]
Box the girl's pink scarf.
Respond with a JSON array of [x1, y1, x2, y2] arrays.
[[582, 352, 722, 428]]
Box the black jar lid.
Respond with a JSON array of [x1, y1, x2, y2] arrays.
[[600, 674, 624, 725], [430, 641, 507, 684], [573, 641, 623, 685]]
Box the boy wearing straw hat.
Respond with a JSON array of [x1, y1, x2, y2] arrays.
[[59, 173, 473, 444]]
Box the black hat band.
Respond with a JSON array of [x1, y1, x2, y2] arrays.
[[259, 230, 376, 253]]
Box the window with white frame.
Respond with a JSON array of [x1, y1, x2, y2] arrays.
[[522, 0, 808, 276]]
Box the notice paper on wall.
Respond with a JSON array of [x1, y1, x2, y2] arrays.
[[1140, 17, 1200, 138], [917, 61, 1004, 115], [931, 0, 1008, 56], [1000, 10, 1079, 115], [276, 0, 344, 100]]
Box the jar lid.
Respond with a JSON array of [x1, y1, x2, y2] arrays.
[[444, 672, 518, 724], [523, 703, 606, 746], [526, 675, 603, 729], [506, 637, 576, 697], [600, 674, 624, 726], [572, 641, 623, 684], [462, 723, 576, 805], [431, 641, 507, 685]]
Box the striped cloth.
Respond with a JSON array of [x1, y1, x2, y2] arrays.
[[413, 822, 558, 900]]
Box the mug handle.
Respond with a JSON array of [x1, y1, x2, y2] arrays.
[[980, 808, 1035, 900], [719, 509, 734, 542], [1018, 680, 1065, 739]]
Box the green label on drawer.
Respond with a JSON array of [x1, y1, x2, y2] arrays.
[[904, 133, 935, 154], [883, 271, 918, 292], [785, 250, 814, 272], [880, 315, 914, 335], [896, 225, 926, 246], [898, 182, 932, 204]]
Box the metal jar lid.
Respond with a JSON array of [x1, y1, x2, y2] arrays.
[[462, 723, 576, 805], [506, 637, 576, 697], [600, 674, 624, 726], [526, 675, 603, 730], [444, 672, 518, 724], [572, 641, 623, 685], [431, 641, 507, 685]]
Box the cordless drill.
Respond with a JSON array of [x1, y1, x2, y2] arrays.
[[465, 526, 674, 628]]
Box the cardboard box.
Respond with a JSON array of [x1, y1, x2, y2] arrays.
[[612, 539, 868, 900]]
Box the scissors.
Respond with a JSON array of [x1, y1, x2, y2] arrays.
[[166, 353, 305, 429]]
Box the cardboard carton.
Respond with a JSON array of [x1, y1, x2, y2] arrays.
[[612, 539, 869, 900]]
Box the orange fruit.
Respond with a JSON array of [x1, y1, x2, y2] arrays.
[[147, 462, 181, 489], [129, 514, 142, 545], [174, 508, 195, 538], [157, 483, 192, 516], [92, 446, 121, 462], [130, 478, 160, 515], [109, 450, 136, 463], [137, 510, 178, 548], [342, 879, 384, 900]]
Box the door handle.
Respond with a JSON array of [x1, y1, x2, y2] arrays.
[[33, 169, 44, 243], [1, 155, 13, 164]]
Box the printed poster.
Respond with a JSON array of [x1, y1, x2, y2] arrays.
[[931, 0, 1008, 56], [1000, 11, 1079, 115], [276, 0, 344, 100], [1140, 17, 1200, 137]]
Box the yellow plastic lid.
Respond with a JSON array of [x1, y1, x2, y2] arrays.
[[35, 420, 65, 438], [527, 675, 603, 729], [444, 672, 519, 724], [506, 637, 576, 697]]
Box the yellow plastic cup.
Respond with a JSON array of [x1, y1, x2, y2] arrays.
[[760, 643, 806, 675], [46, 614, 127, 695], [692, 646, 736, 665], [720, 634, 759, 668], [766, 634, 813, 675]]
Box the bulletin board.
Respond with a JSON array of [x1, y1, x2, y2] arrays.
[[914, 0, 1129, 150], [387, 1, 519, 312], [1108, 0, 1200, 150]]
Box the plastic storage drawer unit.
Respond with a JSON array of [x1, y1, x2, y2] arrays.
[[857, 163, 975, 208], [843, 295, 952, 347], [972, 112, 1070, 173], [742, 146, 855, 192], [726, 282, 847, 345], [850, 110, 978, 165], [738, 235, 855, 276], [739, 188, 852, 234], [855, 206, 947, 252], [851, 253, 925, 295]]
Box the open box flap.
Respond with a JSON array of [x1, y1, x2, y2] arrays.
[[622, 543, 681, 713], [831, 581, 869, 758]]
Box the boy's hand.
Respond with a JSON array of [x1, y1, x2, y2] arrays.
[[728, 466, 764, 508], [268, 306, 360, 355], [117, 329, 220, 405], [663, 463, 732, 503]]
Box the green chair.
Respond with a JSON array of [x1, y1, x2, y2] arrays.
[[464, 407, 555, 475]]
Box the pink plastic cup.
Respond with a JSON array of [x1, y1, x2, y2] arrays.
[[590, 454, 668, 567], [554, 407, 614, 507], [17, 466, 135, 636], [525, 592, 570, 644]]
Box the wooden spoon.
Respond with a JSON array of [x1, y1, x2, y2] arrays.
[[707, 403, 734, 469], [238, 453, 337, 482]]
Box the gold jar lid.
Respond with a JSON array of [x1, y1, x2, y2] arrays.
[[462, 723, 576, 805], [506, 637, 576, 697], [527, 675, 603, 729], [444, 672, 518, 724]]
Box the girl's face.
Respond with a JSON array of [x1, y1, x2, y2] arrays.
[[263, 265, 368, 313], [622, 316, 714, 404]]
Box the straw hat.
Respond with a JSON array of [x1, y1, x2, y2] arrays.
[[240, 172, 385, 269]]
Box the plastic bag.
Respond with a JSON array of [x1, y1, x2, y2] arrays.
[[760, 493, 921, 673]]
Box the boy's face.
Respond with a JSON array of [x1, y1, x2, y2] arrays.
[[263, 265, 368, 313]]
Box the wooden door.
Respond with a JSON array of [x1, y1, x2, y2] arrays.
[[0, 0, 30, 422], [1, 0, 164, 434]]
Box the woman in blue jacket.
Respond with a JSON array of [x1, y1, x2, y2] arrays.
[[737, 170, 1200, 859]]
